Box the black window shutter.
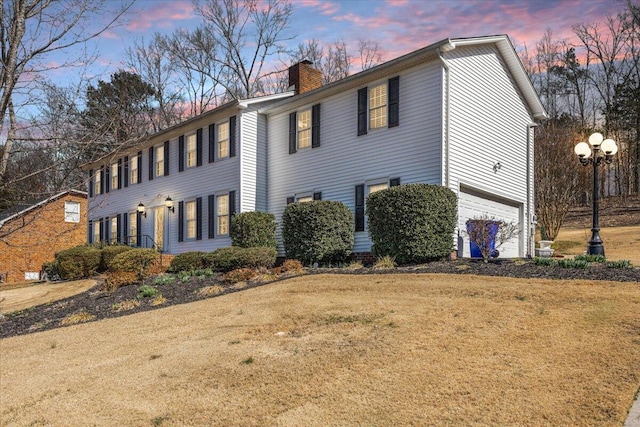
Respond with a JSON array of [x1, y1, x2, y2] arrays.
[[208, 124, 215, 163], [148, 147, 154, 181], [137, 151, 142, 183], [178, 201, 184, 242], [88, 170, 94, 197], [289, 112, 297, 154], [229, 191, 236, 217], [99, 166, 105, 194], [390, 177, 401, 187], [286, 196, 295, 205], [116, 214, 121, 243], [123, 157, 129, 188], [88, 221, 93, 243], [136, 212, 142, 247], [196, 128, 203, 166], [312, 104, 321, 148], [357, 88, 368, 136], [229, 116, 236, 158], [105, 217, 111, 243], [355, 184, 365, 231], [105, 165, 110, 193], [313, 192, 322, 200], [196, 197, 203, 240], [117, 159, 122, 189], [164, 141, 170, 176], [123, 213, 129, 245], [99, 217, 105, 242], [178, 135, 185, 172], [388, 76, 399, 128], [208, 195, 215, 238]]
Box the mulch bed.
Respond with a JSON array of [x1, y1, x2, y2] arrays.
[[1, 259, 639, 339]]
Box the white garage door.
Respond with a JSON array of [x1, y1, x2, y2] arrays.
[[458, 190, 522, 258]]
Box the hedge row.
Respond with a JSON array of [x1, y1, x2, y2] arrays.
[[168, 247, 277, 273]]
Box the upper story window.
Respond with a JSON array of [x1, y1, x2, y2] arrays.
[[357, 76, 399, 136], [64, 201, 80, 223], [289, 104, 320, 154], [155, 145, 165, 177], [218, 122, 229, 160], [95, 170, 102, 195], [111, 163, 119, 190], [186, 133, 197, 168], [297, 109, 311, 149], [130, 155, 139, 184], [369, 83, 387, 129]]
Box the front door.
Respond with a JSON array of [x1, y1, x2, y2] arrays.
[[154, 207, 165, 251]]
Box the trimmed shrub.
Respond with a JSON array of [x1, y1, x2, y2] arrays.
[[282, 200, 354, 265], [109, 248, 160, 279], [367, 184, 457, 265], [102, 271, 139, 293], [56, 246, 102, 280], [231, 212, 277, 248], [206, 246, 277, 272], [280, 259, 304, 273], [168, 251, 208, 273], [222, 268, 259, 284], [100, 245, 134, 271]]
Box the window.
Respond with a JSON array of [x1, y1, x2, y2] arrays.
[[297, 109, 311, 149], [218, 122, 229, 159], [186, 133, 197, 168], [368, 182, 389, 195], [130, 155, 138, 184], [95, 170, 102, 195], [355, 178, 400, 231], [129, 213, 137, 246], [357, 76, 399, 135], [186, 200, 197, 239], [296, 195, 313, 203], [217, 194, 229, 236], [64, 201, 80, 223], [110, 217, 118, 243], [93, 221, 101, 243], [155, 145, 164, 177], [369, 83, 387, 129], [111, 163, 119, 190]]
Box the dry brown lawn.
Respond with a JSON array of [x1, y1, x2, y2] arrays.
[[0, 279, 96, 314], [554, 225, 640, 265], [1, 273, 639, 426]]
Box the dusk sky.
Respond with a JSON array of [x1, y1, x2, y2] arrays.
[[77, 0, 621, 83]]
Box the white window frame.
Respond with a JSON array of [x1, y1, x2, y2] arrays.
[[297, 109, 312, 149], [186, 133, 197, 168], [94, 170, 101, 195], [185, 200, 197, 240], [217, 122, 229, 160], [111, 163, 119, 190], [130, 155, 139, 184], [64, 201, 80, 223], [93, 221, 100, 243], [369, 82, 387, 129], [129, 213, 137, 246], [110, 217, 118, 243], [217, 194, 230, 236], [155, 145, 165, 177]]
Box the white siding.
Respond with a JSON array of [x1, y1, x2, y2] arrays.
[[240, 110, 258, 213], [445, 45, 535, 256], [267, 61, 444, 254]]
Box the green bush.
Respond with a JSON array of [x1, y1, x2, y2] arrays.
[[533, 257, 555, 266], [55, 246, 102, 280], [606, 259, 632, 269], [168, 251, 208, 273], [557, 258, 590, 269], [100, 245, 134, 271], [231, 212, 277, 248], [109, 248, 160, 279], [574, 254, 606, 264], [282, 201, 354, 265], [138, 284, 158, 298], [367, 184, 457, 265], [206, 246, 277, 272]]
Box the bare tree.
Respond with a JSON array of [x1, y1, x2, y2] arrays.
[[0, 0, 133, 177], [357, 38, 382, 71]]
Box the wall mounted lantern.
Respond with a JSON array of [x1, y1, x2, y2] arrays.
[[137, 202, 146, 218], [165, 196, 175, 213]]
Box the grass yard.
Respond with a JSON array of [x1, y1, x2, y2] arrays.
[[554, 225, 640, 265], [1, 273, 639, 426]]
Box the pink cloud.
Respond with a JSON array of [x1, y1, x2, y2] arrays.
[[298, 0, 341, 16], [124, 1, 196, 32]]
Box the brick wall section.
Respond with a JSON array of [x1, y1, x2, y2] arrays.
[[288, 60, 323, 95], [0, 194, 87, 283]]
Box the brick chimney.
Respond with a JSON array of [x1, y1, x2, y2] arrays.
[[288, 60, 323, 95]]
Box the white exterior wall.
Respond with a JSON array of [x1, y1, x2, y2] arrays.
[[445, 44, 535, 257], [240, 110, 258, 213], [267, 61, 444, 254]]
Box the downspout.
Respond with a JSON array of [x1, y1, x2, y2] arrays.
[[527, 123, 538, 258], [437, 46, 452, 189]]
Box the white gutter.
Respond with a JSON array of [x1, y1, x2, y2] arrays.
[[526, 123, 538, 258], [437, 45, 453, 189]]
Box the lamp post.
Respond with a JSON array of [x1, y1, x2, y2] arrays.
[[574, 132, 618, 256]]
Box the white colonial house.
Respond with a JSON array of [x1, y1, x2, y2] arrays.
[[84, 35, 546, 259]]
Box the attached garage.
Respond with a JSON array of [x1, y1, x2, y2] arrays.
[[457, 187, 523, 258]]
